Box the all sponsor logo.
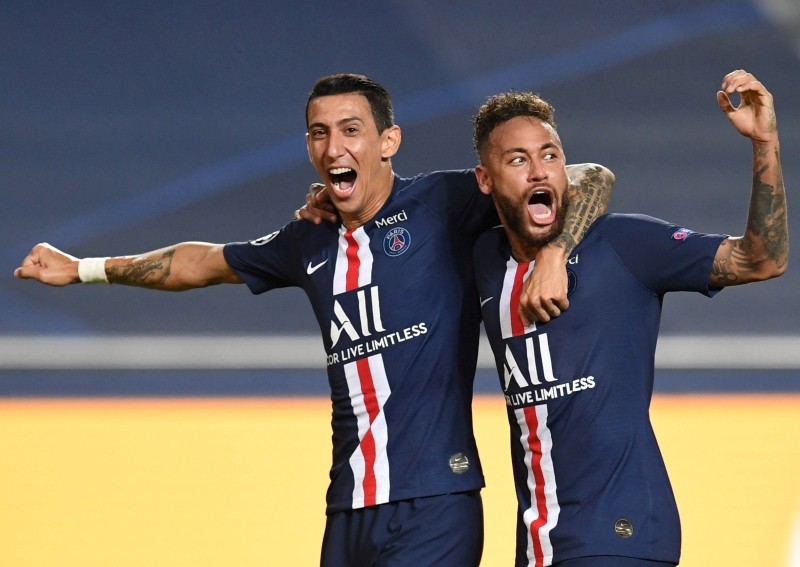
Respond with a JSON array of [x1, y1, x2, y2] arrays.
[[503, 333, 595, 406], [326, 285, 428, 365]]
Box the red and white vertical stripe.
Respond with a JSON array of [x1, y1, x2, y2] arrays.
[[516, 405, 560, 567], [333, 226, 392, 508], [500, 258, 537, 339], [333, 225, 374, 294], [345, 354, 391, 508]]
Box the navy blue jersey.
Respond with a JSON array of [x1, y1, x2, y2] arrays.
[[224, 170, 498, 513], [473, 213, 726, 566]]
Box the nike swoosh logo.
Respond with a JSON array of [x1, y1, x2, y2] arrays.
[[306, 259, 328, 275], [480, 296, 494, 307]]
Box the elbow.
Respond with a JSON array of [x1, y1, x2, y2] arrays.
[[598, 164, 616, 187], [753, 258, 788, 282], [771, 259, 788, 279]]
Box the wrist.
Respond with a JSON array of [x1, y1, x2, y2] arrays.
[[536, 242, 569, 264], [78, 257, 110, 284], [752, 135, 779, 150]]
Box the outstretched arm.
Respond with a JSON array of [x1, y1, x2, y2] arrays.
[[709, 70, 788, 287], [519, 163, 615, 324], [14, 242, 242, 290]]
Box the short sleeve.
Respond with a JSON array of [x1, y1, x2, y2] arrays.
[[223, 223, 300, 294], [594, 213, 727, 296]]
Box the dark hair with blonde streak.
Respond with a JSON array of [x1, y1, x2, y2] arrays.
[[472, 91, 556, 161]]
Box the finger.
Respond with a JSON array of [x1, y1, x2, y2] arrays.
[[721, 69, 749, 92], [545, 304, 561, 318], [309, 205, 338, 223], [305, 203, 338, 224], [296, 206, 322, 225], [553, 296, 569, 312], [519, 304, 549, 325], [309, 184, 330, 204], [716, 91, 734, 114], [526, 308, 550, 324]]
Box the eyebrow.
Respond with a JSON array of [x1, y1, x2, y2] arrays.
[[307, 116, 366, 131], [500, 141, 558, 156]]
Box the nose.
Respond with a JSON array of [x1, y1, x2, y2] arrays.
[[325, 130, 345, 160], [528, 159, 548, 182]]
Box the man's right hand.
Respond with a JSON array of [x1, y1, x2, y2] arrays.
[[14, 243, 80, 286], [294, 183, 338, 225]]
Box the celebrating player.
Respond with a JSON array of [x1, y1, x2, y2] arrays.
[[471, 69, 787, 566], [15, 73, 614, 566]]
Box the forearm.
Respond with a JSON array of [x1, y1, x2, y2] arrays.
[[712, 138, 788, 285], [550, 163, 615, 257], [745, 139, 788, 271], [105, 242, 238, 290]]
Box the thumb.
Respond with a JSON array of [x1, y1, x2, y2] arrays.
[[14, 265, 35, 279]]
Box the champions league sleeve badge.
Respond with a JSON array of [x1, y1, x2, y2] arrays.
[[670, 227, 695, 241], [250, 230, 279, 246], [383, 227, 411, 257]]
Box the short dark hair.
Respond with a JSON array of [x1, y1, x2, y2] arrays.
[[306, 73, 395, 133], [472, 91, 556, 160]]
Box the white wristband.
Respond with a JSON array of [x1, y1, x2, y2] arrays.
[[78, 257, 110, 284]]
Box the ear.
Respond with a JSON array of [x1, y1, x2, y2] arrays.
[[474, 164, 493, 196], [305, 133, 314, 164], [380, 125, 402, 159]]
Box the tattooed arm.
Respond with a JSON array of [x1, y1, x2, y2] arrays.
[[14, 242, 242, 289], [519, 163, 615, 324], [709, 70, 788, 287]]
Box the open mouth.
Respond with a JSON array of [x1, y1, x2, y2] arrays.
[[528, 189, 556, 225], [329, 167, 357, 198]]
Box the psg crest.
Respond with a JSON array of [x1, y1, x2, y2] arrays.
[[567, 269, 577, 297], [383, 227, 411, 257]]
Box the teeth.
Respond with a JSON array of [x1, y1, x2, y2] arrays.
[[329, 167, 353, 175]]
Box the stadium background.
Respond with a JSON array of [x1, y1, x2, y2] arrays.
[[2, 1, 799, 565]]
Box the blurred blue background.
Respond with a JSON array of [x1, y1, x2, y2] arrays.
[[3, 0, 799, 341]]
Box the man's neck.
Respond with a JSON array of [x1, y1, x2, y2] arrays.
[[509, 239, 541, 265], [340, 170, 396, 230]]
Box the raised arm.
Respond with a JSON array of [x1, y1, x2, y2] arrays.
[[14, 242, 242, 290], [709, 70, 788, 287], [519, 163, 615, 324]]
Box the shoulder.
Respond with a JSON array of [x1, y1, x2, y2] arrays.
[[592, 213, 720, 242], [593, 212, 666, 230], [588, 213, 675, 241], [474, 225, 507, 256], [397, 169, 478, 195], [225, 220, 337, 256]]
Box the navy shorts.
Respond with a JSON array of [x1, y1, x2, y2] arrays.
[[553, 557, 676, 567], [320, 490, 484, 567]]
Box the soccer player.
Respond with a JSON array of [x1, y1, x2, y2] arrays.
[[471, 69, 787, 567], [15, 73, 613, 566]]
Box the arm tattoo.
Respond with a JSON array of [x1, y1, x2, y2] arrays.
[[711, 238, 756, 284], [747, 147, 788, 269], [553, 165, 613, 254], [712, 144, 787, 284], [107, 249, 175, 287]]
